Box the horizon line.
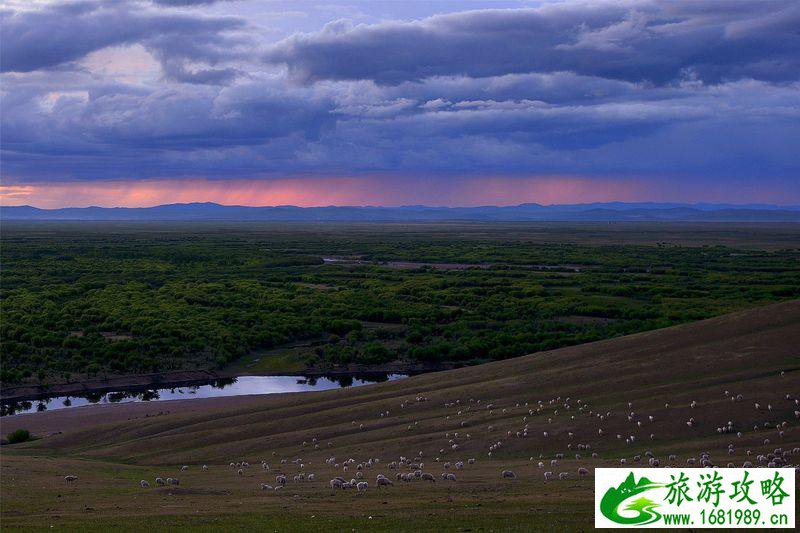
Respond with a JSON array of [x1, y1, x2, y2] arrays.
[[4, 201, 800, 211]]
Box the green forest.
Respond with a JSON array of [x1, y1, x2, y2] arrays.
[[2, 222, 799, 384]]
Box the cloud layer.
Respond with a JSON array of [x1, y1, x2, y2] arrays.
[[1, 0, 799, 204], [265, 2, 800, 86]]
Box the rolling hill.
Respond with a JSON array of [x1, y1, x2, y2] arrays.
[[2, 301, 799, 530]]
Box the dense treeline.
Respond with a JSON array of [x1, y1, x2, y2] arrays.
[[1, 222, 798, 384]]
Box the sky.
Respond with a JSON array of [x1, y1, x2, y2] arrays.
[[1, 0, 799, 208]]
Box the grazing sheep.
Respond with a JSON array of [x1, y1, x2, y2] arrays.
[[64, 475, 78, 482], [421, 473, 436, 482], [169, 478, 180, 485], [155, 477, 165, 485], [202, 465, 208, 471], [377, 477, 393, 487], [357, 481, 369, 492], [276, 474, 287, 485], [237, 469, 244, 476], [559, 472, 569, 480], [181, 465, 188, 471], [544, 471, 554, 480], [444, 473, 456, 481], [578, 467, 589, 476], [501, 470, 516, 479], [261, 483, 274, 490], [140, 480, 150, 488]]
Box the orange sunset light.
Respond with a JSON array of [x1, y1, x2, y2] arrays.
[[0, 176, 650, 209]]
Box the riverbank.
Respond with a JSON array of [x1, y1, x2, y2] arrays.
[[0, 361, 447, 403], [0, 370, 223, 403]]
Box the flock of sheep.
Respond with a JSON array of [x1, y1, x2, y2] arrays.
[[62, 379, 799, 494]]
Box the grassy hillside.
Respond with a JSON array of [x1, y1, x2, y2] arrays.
[[2, 301, 799, 530]]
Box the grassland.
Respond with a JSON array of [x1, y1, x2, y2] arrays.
[[2, 221, 799, 387], [2, 301, 799, 531]]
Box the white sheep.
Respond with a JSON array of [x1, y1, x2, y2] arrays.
[[501, 470, 516, 479], [357, 481, 369, 492], [140, 480, 151, 488], [64, 475, 78, 482]]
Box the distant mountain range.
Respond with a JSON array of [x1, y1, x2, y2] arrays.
[[3, 202, 800, 222]]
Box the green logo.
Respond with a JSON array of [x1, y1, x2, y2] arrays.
[[600, 472, 664, 525]]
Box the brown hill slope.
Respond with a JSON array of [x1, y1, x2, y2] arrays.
[[2, 301, 799, 530]]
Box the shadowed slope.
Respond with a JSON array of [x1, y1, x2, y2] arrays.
[[18, 300, 800, 463]]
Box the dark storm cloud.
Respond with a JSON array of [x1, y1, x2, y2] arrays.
[[0, 0, 247, 78], [1, 0, 798, 191], [264, 1, 800, 86]]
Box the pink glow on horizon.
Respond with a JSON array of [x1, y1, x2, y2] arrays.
[[4, 175, 795, 209], [0, 176, 658, 208]]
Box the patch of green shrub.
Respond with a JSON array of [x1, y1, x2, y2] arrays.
[[7, 429, 31, 444]]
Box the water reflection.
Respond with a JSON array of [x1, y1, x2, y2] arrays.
[[1, 373, 406, 417]]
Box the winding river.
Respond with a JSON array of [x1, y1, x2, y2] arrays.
[[1, 374, 407, 417]]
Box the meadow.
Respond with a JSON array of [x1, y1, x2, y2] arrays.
[[2, 222, 799, 385]]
